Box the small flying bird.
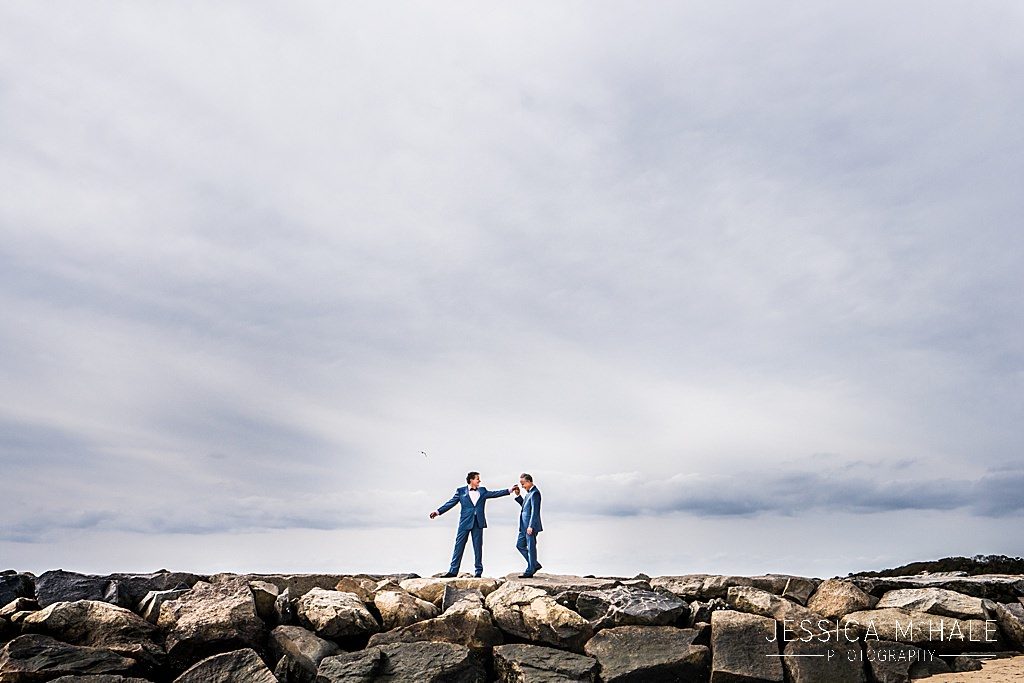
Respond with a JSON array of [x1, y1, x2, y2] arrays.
[[420, 450, 427, 458]]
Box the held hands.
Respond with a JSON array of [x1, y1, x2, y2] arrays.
[[429, 511, 438, 519], [511, 485, 521, 495]]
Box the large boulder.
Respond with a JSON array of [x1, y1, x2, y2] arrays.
[[652, 574, 818, 604], [806, 579, 878, 619], [0, 634, 138, 681], [223, 574, 398, 600], [575, 585, 687, 629], [137, 588, 190, 624], [709, 609, 783, 683], [269, 625, 339, 683], [368, 597, 503, 650], [485, 582, 593, 651], [316, 642, 485, 683], [19, 600, 164, 670], [373, 590, 438, 630], [875, 587, 987, 620], [399, 578, 501, 607], [249, 581, 281, 623], [583, 625, 709, 682], [157, 578, 266, 670], [0, 600, 37, 621], [34, 570, 200, 610], [990, 601, 1024, 651], [333, 578, 375, 604], [508, 575, 624, 596], [849, 574, 1024, 603], [781, 638, 865, 683], [862, 639, 951, 683], [842, 608, 1000, 653], [0, 576, 33, 610], [172, 647, 277, 683], [493, 643, 598, 682], [726, 586, 824, 629], [441, 586, 485, 614], [296, 589, 379, 639]]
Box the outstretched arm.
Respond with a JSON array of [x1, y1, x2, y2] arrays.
[[435, 490, 461, 515], [484, 487, 512, 499]]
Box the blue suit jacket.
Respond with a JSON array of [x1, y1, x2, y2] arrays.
[[437, 486, 511, 531], [515, 486, 543, 533]]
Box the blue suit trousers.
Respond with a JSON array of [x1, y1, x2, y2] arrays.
[[516, 528, 539, 573], [449, 524, 484, 575]]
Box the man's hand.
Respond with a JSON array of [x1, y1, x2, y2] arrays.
[[429, 511, 438, 519], [511, 485, 520, 495], [527, 527, 534, 536]]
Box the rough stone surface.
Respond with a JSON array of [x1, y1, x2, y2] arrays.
[[485, 582, 593, 651], [710, 609, 783, 683], [0, 577, 33, 611], [0, 634, 137, 681], [843, 608, 1000, 653], [849, 574, 1024, 603], [373, 590, 438, 630], [368, 599, 503, 650], [137, 588, 190, 624], [296, 588, 379, 639], [172, 647, 277, 683], [49, 677, 151, 682], [806, 579, 879, 619], [584, 625, 708, 682], [651, 574, 819, 604], [269, 625, 339, 682], [575, 585, 687, 629], [991, 601, 1024, 651], [249, 581, 281, 624], [19, 600, 164, 670], [333, 578, 375, 603], [34, 570, 200, 610], [157, 577, 266, 670], [0, 600, 37, 621], [399, 578, 501, 607], [863, 639, 950, 683], [315, 647, 382, 682], [376, 642, 485, 683], [276, 587, 296, 625], [782, 637, 865, 683], [493, 643, 598, 682], [689, 598, 728, 625], [212, 574, 354, 600], [442, 586, 485, 614], [726, 586, 824, 630], [876, 587, 988, 619], [508, 575, 622, 596]]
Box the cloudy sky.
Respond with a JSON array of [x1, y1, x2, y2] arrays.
[[2, 2, 1022, 579]]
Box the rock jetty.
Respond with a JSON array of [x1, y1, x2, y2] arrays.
[[1, 568, 1022, 681]]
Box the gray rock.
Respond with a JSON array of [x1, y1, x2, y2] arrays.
[[863, 639, 950, 683], [575, 585, 687, 629], [990, 601, 1024, 651], [849, 574, 1024, 603], [947, 655, 984, 672], [399, 578, 502, 607], [0, 599, 38, 621], [842, 608, 1000, 653], [376, 642, 485, 683], [0, 634, 137, 680], [781, 637, 865, 683], [49, 676, 151, 682], [34, 571, 109, 607], [315, 647, 382, 682], [220, 574, 376, 600], [726, 586, 827, 633], [506, 575, 621, 597], [652, 574, 819, 604], [249, 581, 280, 623], [584, 625, 708, 682], [710, 609, 783, 683], [807, 579, 878, 619], [172, 647, 276, 682], [493, 643, 598, 682], [485, 582, 592, 651], [368, 599, 503, 650], [333, 578, 375, 603], [297, 588, 380, 639], [876, 587, 987, 620], [690, 598, 728, 624], [269, 625, 340, 682], [0, 575, 33, 610], [137, 588, 190, 624], [34, 570, 201, 610], [157, 578, 266, 671], [373, 590, 438, 630], [19, 599, 165, 671], [441, 586, 484, 614]]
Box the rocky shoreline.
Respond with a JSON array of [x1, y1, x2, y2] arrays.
[[1, 568, 1023, 682]]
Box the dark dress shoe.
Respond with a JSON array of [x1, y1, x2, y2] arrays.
[[474, 573, 483, 578], [518, 573, 535, 578], [440, 572, 457, 578]]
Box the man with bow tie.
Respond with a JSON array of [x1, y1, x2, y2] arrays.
[[430, 471, 515, 577]]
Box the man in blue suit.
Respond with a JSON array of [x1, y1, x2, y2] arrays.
[[430, 471, 515, 578], [514, 472, 543, 578]]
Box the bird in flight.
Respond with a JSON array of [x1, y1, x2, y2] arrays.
[[420, 450, 427, 458]]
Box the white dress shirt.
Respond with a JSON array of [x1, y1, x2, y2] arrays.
[[468, 488, 480, 505]]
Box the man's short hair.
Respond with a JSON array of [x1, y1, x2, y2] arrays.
[[466, 471, 480, 483], [519, 473, 533, 482]]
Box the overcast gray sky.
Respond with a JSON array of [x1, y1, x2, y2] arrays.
[[2, 2, 1022, 578]]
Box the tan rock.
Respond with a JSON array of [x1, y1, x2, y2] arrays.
[[807, 579, 878, 619]]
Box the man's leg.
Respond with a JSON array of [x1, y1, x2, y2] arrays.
[[527, 533, 539, 573], [516, 528, 530, 566], [449, 527, 470, 574], [471, 526, 484, 577]]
